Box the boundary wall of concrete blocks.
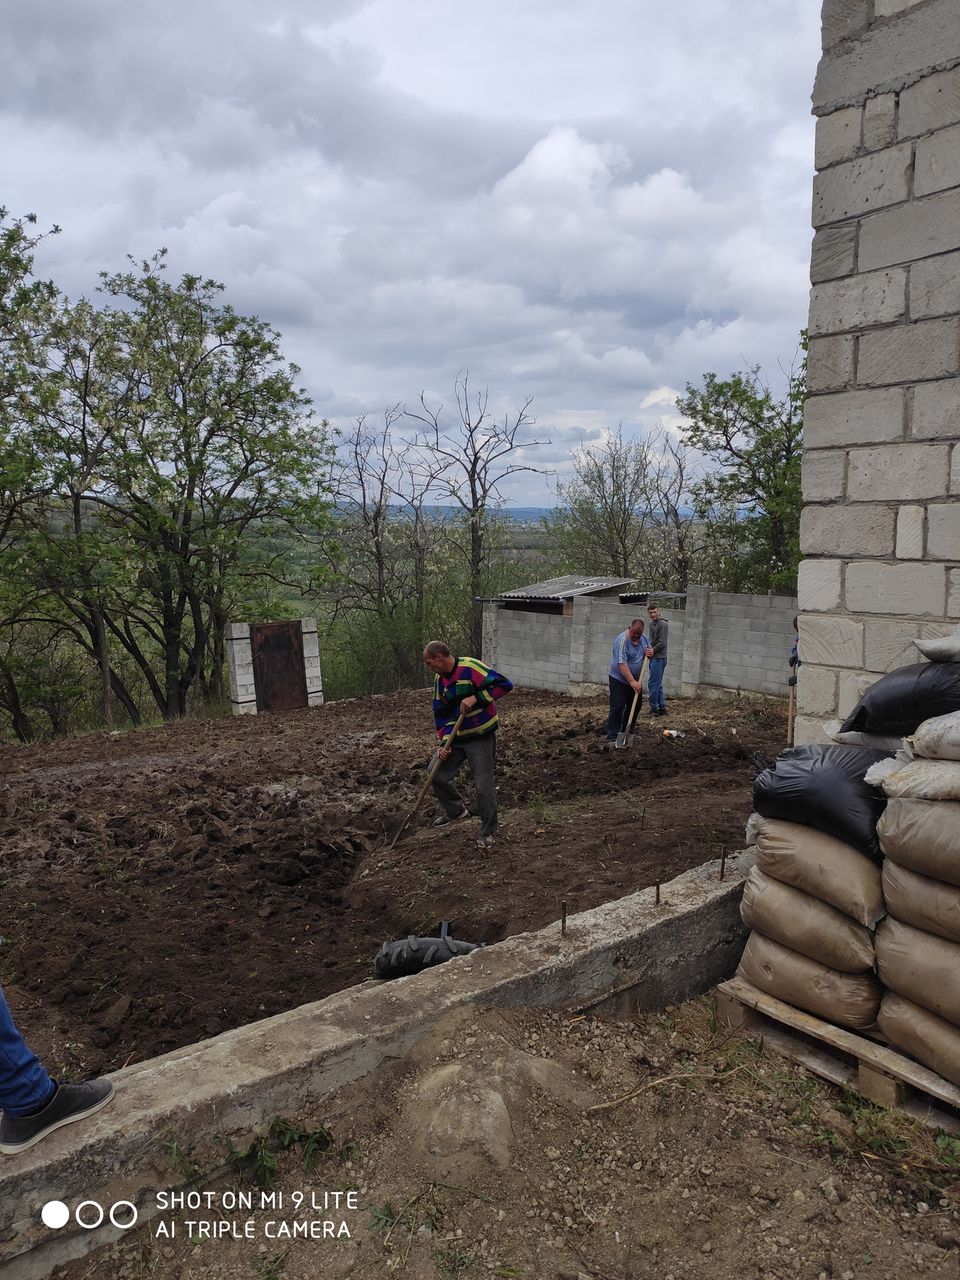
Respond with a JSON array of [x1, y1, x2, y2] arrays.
[[797, 0, 960, 743], [483, 584, 798, 700]]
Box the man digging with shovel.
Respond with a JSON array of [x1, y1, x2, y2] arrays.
[[422, 642, 513, 849], [607, 618, 650, 745]]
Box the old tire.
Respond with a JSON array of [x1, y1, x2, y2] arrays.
[[373, 935, 481, 979]]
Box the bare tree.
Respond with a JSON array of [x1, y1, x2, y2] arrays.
[[322, 409, 447, 684], [548, 425, 652, 578], [405, 373, 548, 654], [644, 428, 709, 591]]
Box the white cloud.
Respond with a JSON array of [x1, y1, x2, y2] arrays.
[[1, 0, 821, 505]]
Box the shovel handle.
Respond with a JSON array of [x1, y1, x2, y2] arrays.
[[417, 709, 467, 807]]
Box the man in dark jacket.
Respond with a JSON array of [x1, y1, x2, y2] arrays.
[[646, 603, 668, 716], [422, 641, 513, 849]]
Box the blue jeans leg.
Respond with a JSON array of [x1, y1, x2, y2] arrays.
[[648, 658, 667, 711], [0, 985, 55, 1117]]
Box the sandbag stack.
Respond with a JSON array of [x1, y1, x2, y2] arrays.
[[873, 726, 960, 1088], [737, 745, 890, 1030], [838, 628, 960, 1085]]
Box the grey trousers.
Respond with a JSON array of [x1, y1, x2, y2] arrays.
[[431, 733, 498, 837]]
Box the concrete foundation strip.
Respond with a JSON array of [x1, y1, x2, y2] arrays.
[[0, 854, 752, 1279]]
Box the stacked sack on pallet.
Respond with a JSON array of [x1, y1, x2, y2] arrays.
[[843, 628, 960, 1087], [739, 744, 890, 1029]]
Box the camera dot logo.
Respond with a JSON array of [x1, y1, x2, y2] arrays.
[[40, 1200, 138, 1231], [41, 1201, 70, 1230]]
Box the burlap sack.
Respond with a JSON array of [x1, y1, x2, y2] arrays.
[[737, 932, 882, 1029], [876, 758, 960, 801], [912, 710, 960, 762], [878, 992, 960, 1089], [754, 817, 885, 927], [741, 868, 875, 973], [875, 916, 960, 1028], [881, 860, 960, 945], [877, 799, 960, 887], [914, 624, 960, 663]]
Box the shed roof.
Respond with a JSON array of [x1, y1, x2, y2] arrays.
[[493, 575, 633, 603]]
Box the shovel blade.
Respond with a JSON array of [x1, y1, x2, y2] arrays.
[[614, 732, 628, 748]]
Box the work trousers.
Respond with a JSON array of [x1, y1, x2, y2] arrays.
[[431, 733, 498, 837], [648, 657, 667, 712], [607, 676, 641, 741], [0, 984, 54, 1117]]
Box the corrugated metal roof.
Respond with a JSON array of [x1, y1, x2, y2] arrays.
[[495, 575, 633, 602]]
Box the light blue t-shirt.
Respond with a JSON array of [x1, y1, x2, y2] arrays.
[[609, 630, 647, 684]]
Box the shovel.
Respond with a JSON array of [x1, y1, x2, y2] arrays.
[[615, 657, 648, 748], [387, 709, 467, 849]]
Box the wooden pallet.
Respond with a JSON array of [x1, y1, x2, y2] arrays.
[[717, 976, 960, 1135]]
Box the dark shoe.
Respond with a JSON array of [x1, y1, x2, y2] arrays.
[[432, 809, 467, 828], [0, 1079, 115, 1155], [647, 709, 659, 717], [658, 708, 668, 716]]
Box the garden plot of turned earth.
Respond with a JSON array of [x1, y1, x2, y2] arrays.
[[55, 1001, 960, 1280], [0, 690, 783, 1076]]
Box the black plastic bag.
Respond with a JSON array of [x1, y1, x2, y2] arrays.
[[840, 662, 960, 737], [753, 744, 892, 861]]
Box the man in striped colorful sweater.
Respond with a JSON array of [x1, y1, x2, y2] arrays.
[[422, 641, 513, 848]]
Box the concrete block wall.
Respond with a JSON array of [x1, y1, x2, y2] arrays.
[[798, 0, 960, 743], [485, 608, 572, 692], [484, 587, 794, 699], [701, 592, 799, 696], [572, 598, 685, 696]]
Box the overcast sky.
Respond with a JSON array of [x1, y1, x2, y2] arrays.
[[4, 0, 821, 504]]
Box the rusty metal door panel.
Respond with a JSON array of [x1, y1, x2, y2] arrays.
[[250, 621, 308, 713]]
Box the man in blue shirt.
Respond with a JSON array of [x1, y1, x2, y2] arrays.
[[607, 618, 648, 742]]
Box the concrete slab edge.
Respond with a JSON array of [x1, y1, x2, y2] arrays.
[[0, 852, 754, 1278]]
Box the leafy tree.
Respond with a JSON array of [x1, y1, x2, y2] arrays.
[[676, 346, 805, 593]]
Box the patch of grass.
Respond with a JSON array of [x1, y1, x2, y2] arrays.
[[220, 1117, 335, 1189], [167, 1134, 201, 1184], [527, 789, 561, 825], [434, 1242, 477, 1276]]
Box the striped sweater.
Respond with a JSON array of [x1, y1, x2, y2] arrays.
[[432, 657, 513, 741]]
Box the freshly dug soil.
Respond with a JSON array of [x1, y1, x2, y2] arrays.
[[0, 690, 783, 1075]]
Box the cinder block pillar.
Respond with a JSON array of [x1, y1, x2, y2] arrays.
[[679, 584, 708, 696], [568, 597, 592, 689], [301, 617, 324, 708], [482, 602, 499, 667], [798, 0, 960, 744], [226, 623, 257, 715]]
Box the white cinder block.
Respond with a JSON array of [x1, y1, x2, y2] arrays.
[[912, 378, 960, 440], [927, 504, 960, 559], [858, 319, 960, 386], [847, 443, 950, 500], [812, 144, 911, 226], [798, 559, 843, 612], [808, 268, 907, 336], [845, 561, 946, 615], [896, 505, 925, 558], [799, 504, 895, 556], [797, 615, 864, 668], [804, 388, 904, 448]]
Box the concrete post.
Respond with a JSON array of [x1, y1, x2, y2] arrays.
[[301, 617, 324, 707], [680, 584, 709, 696], [568, 597, 593, 690], [226, 623, 257, 715]]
